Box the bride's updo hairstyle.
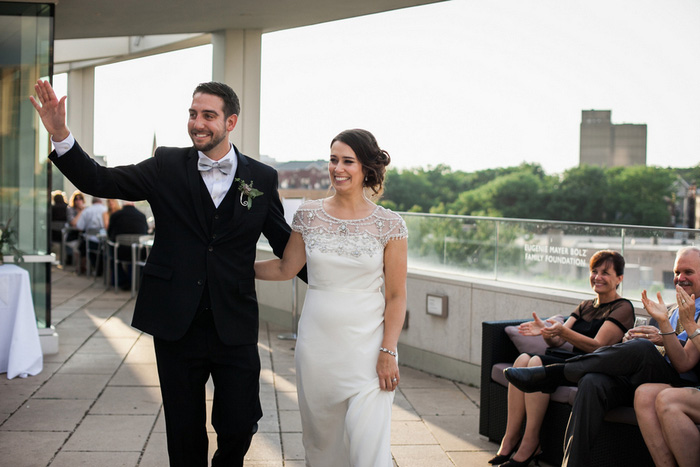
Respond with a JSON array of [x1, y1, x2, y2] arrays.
[[331, 129, 391, 198]]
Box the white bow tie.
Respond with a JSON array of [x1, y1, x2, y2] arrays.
[[198, 158, 233, 175]]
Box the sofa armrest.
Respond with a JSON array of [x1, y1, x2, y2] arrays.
[[481, 320, 526, 374], [480, 319, 527, 437]]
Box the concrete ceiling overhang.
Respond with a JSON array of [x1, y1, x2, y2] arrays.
[[14, 0, 443, 73], [45, 0, 444, 40]]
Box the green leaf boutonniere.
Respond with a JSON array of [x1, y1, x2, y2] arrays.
[[234, 178, 263, 210]]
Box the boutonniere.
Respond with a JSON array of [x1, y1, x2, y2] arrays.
[[234, 178, 263, 210]]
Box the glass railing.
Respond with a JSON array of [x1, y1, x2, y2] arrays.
[[401, 212, 699, 304]]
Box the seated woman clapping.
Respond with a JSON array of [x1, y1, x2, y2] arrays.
[[491, 250, 634, 467]]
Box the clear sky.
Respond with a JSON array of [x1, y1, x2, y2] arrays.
[[66, 0, 700, 174]]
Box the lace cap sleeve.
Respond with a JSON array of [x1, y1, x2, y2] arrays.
[[378, 207, 408, 247], [291, 210, 303, 233], [291, 199, 321, 235]]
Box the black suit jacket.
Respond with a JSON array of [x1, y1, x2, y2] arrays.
[[50, 141, 292, 345]]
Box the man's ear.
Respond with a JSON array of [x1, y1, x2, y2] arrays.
[[227, 114, 238, 132]]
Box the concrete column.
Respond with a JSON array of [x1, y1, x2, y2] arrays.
[[211, 29, 262, 160], [62, 67, 95, 196], [66, 67, 95, 155]]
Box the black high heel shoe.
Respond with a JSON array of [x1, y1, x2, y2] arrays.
[[487, 437, 522, 465], [498, 444, 541, 467]]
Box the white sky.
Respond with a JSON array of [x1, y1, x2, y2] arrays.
[[60, 0, 700, 174]]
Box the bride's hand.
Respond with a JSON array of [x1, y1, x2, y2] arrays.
[[377, 351, 399, 391]]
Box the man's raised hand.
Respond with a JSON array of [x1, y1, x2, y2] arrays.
[[29, 80, 70, 141]]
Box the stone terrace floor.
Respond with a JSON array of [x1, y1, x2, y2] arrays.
[[0, 266, 511, 466]]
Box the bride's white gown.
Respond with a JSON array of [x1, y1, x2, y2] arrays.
[[291, 198, 408, 467]]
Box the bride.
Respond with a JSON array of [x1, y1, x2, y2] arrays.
[[255, 128, 408, 466]]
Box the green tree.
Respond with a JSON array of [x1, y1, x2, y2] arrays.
[[382, 160, 679, 227], [547, 165, 611, 222], [383, 168, 435, 211], [437, 165, 554, 219], [607, 166, 675, 226]]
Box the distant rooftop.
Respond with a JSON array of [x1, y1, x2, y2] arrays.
[[273, 160, 327, 171]]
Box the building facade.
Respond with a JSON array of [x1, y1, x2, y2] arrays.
[[579, 110, 647, 167]]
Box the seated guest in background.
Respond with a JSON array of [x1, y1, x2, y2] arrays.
[[635, 284, 700, 467], [491, 250, 633, 467], [76, 197, 107, 273], [107, 201, 148, 290], [102, 198, 121, 230], [504, 246, 700, 467], [62, 191, 86, 265], [51, 191, 68, 242], [67, 190, 85, 228]]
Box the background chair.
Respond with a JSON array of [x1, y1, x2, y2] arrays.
[[82, 228, 105, 278], [60, 225, 82, 273], [131, 235, 153, 297], [106, 234, 145, 292]]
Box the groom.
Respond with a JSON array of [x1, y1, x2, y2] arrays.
[[31, 80, 295, 466]]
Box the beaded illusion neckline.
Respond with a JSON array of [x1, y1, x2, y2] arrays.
[[320, 198, 379, 222]]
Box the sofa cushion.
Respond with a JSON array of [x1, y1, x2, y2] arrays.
[[491, 362, 577, 404], [504, 315, 574, 355]]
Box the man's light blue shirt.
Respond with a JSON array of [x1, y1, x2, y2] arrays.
[[668, 296, 700, 341]]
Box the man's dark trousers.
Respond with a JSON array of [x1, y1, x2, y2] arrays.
[[154, 306, 261, 467], [562, 339, 691, 467]]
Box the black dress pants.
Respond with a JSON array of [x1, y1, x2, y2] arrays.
[[561, 339, 692, 467], [562, 373, 634, 467], [154, 308, 262, 467]]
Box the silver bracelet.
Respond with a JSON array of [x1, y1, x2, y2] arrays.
[[658, 330, 676, 336], [379, 347, 397, 357], [689, 329, 700, 340]]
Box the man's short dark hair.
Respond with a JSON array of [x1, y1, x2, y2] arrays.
[[193, 82, 240, 118]]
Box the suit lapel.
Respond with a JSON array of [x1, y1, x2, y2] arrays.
[[186, 148, 210, 236], [210, 147, 252, 243]]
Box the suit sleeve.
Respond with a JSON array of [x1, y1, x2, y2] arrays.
[[49, 140, 158, 202]]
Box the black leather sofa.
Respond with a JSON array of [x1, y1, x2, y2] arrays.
[[479, 319, 655, 466]]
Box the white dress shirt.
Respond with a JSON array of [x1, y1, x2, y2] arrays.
[[197, 148, 237, 208]]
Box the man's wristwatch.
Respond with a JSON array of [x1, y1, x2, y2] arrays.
[[689, 329, 700, 340]]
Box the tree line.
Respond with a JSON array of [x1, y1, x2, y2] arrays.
[[380, 163, 700, 227]]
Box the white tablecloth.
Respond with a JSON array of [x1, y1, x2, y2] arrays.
[[0, 264, 43, 379]]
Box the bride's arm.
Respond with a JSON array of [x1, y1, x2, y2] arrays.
[[254, 231, 306, 281], [377, 237, 408, 390]]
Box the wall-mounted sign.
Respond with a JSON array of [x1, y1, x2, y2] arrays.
[[426, 294, 448, 318]]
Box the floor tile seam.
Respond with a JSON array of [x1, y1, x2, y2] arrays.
[[135, 407, 162, 467], [452, 381, 480, 408], [262, 322, 287, 460], [391, 441, 442, 446], [44, 301, 142, 466], [51, 287, 109, 319], [53, 449, 144, 452], [52, 280, 133, 327], [393, 387, 446, 448], [50, 272, 97, 308], [84, 411, 161, 416], [42, 382, 143, 466], [24, 293, 141, 415], [0, 429, 71, 433]]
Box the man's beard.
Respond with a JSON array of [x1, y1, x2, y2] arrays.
[[191, 132, 226, 153]]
